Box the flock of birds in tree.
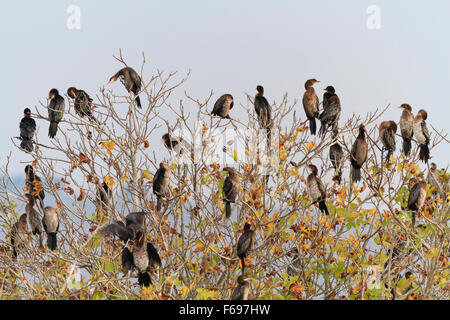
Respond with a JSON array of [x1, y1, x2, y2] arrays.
[[13, 65, 444, 300]]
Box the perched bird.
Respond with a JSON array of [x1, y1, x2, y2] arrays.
[[322, 86, 336, 110], [42, 206, 59, 251], [379, 120, 397, 163], [19, 108, 36, 152], [237, 223, 255, 274], [96, 182, 112, 213], [286, 248, 302, 277], [99, 212, 146, 242], [25, 194, 43, 248], [100, 220, 134, 242], [231, 275, 250, 300], [254, 86, 272, 140], [407, 176, 427, 227], [399, 104, 414, 157], [319, 93, 341, 137], [222, 167, 241, 218], [121, 231, 162, 286], [10, 214, 29, 259], [162, 133, 191, 156], [25, 165, 45, 210], [153, 163, 172, 212], [302, 79, 320, 135], [48, 89, 65, 139], [329, 142, 344, 184], [211, 94, 234, 119], [306, 164, 329, 215], [67, 87, 98, 123], [108, 67, 142, 108], [427, 163, 444, 197], [350, 125, 368, 183], [413, 109, 431, 163]]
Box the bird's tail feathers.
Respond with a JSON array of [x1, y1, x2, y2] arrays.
[[47, 233, 57, 251], [48, 122, 58, 139]]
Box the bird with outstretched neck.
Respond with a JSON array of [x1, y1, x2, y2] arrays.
[[47, 89, 65, 139], [399, 104, 414, 157], [19, 108, 36, 152], [302, 79, 320, 135], [108, 67, 142, 108]]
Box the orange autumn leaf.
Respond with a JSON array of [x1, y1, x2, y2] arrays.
[[72, 162, 80, 169], [64, 187, 74, 195], [104, 176, 115, 189], [101, 140, 115, 155], [61, 178, 70, 185], [306, 142, 313, 152], [80, 152, 90, 164], [32, 159, 38, 166], [143, 140, 150, 148], [77, 189, 85, 201]]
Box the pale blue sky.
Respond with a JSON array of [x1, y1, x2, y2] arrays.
[[1, 0, 449, 176]]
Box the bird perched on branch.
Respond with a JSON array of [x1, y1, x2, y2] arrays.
[[42, 206, 59, 251], [237, 223, 255, 274], [108, 67, 142, 108], [162, 133, 192, 156], [379, 120, 397, 163], [25, 194, 43, 248], [25, 165, 45, 210], [413, 109, 431, 163], [254, 85, 272, 141], [286, 248, 302, 276], [350, 125, 368, 183], [319, 87, 341, 137], [19, 108, 36, 152], [96, 182, 112, 214], [222, 167, 241, 219], [153, 163, 172, 212], [306, 164, 329, 215], [399, 104, 414, 157], [407, 176, 426, 227], [329, 142, 344, 184], [302, 79, 320, 135], [211, 94, 234, 119], [231, 275, 250, 300], [99, 212, 146, 242], [322, 86, 336, 110], [67, 87, 98, 123], [121, 231, 161, 287], [427, 163, 444, 198], [10, 214, 29, 259], [47, 89, 65, 139]]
